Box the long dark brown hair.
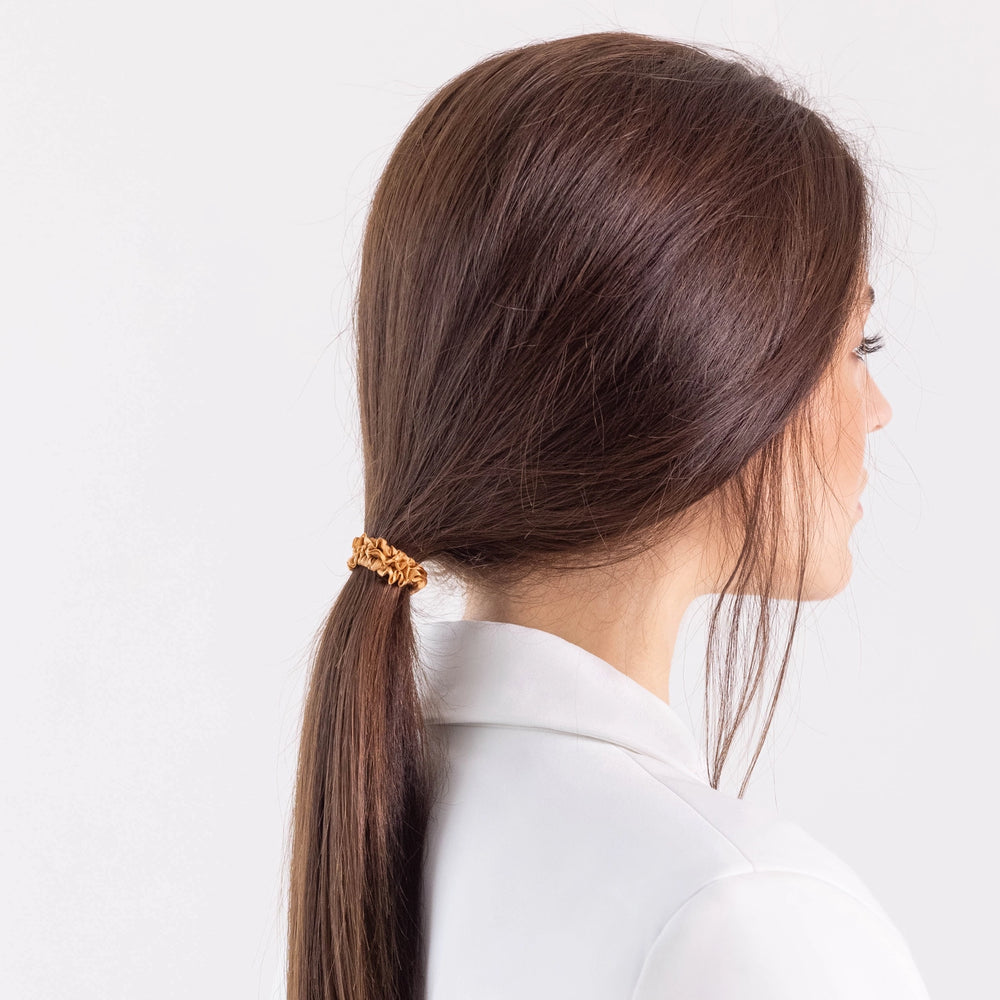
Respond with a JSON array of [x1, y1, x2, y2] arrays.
[[287, 30, 877, 1000]]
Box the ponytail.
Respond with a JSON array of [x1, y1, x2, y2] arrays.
[[287, 559, 435, 1000]]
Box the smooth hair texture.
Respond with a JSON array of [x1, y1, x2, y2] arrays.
[[287, 30, 877, 1000]]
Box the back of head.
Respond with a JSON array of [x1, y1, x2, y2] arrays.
[[288, 30, 875, 1000]]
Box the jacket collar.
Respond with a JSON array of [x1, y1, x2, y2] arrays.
[[415, 617, 709, 785]]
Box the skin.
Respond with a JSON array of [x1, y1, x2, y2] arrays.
[[462, 283, 892, 705]]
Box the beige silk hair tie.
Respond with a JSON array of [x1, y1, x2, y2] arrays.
[[347, 532, 428, 592]]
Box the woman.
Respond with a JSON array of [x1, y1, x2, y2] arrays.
[[287, 31, 931, 1000]]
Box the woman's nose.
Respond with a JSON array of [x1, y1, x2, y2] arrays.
[[867, 373, 893, 432]]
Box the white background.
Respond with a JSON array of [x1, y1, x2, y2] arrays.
[[2, 2, 994, 997]]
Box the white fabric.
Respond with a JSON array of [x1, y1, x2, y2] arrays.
[[416, 617, 931, 999]]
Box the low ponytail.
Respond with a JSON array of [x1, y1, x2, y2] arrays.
[[287, 535, 435, 1000]]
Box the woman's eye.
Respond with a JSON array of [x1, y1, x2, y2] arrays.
[[853, 332, 885, 361]]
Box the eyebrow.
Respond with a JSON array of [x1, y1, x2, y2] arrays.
[[865, 285, 876, 306]]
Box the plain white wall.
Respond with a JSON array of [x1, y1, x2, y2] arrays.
[[2, 1, 994, 996]]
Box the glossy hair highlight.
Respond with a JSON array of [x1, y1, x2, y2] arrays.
[[288, 30, 876, 1000]]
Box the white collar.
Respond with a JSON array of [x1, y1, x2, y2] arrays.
[[415, 617, 709, 785]]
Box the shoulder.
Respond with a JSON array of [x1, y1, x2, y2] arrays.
[[630, 868, 931, 999], [621, 752, 931, 999]]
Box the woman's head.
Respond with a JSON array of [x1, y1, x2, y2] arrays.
[[357, 34, 879, 563], [289, 31, 888, 1000]]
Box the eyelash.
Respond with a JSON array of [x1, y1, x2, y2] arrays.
[[854, 332, 885, 361]]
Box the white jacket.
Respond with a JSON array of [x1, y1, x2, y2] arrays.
[[416, 617, 931, 999]]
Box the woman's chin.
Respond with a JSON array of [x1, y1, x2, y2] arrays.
[[801, 545, 854, 601]]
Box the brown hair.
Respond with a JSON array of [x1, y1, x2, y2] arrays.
[[287, 30, 876, 1000]]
